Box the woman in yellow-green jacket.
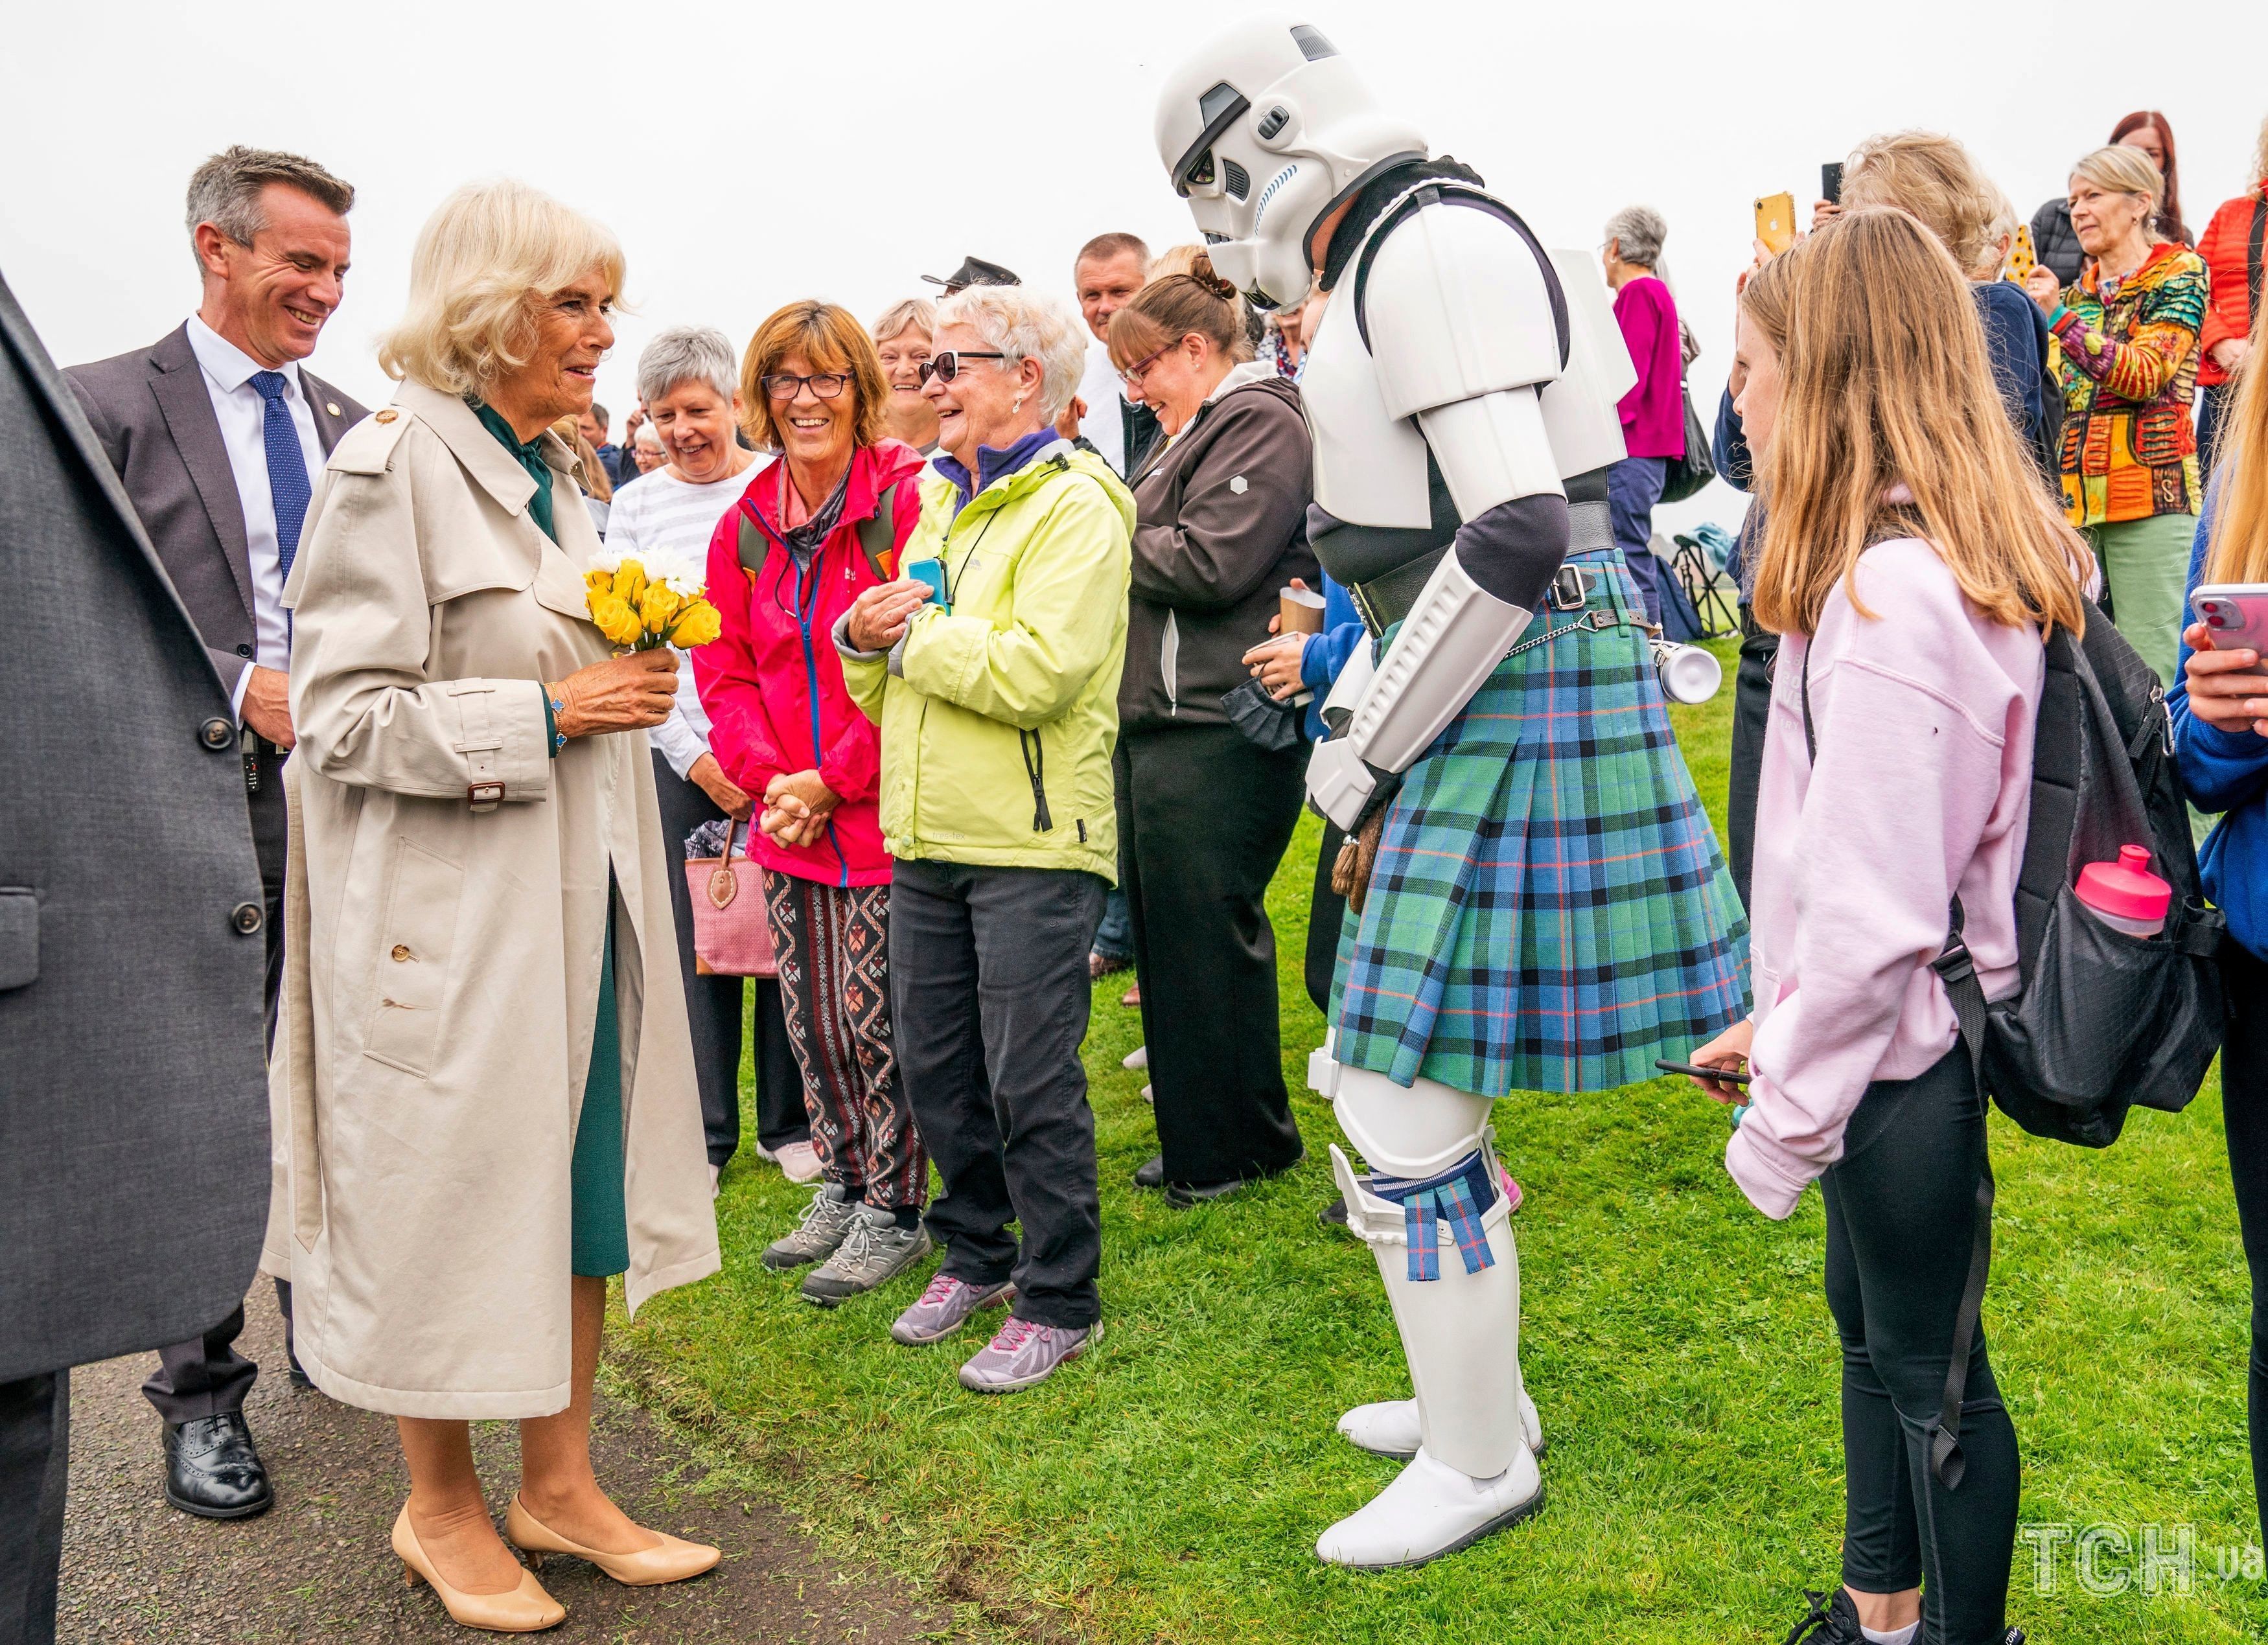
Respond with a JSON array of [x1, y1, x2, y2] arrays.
[[831, 284, 1132, 1394]]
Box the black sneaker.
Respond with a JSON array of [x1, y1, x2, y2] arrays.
[[1781, 1587, 1863, 1645]]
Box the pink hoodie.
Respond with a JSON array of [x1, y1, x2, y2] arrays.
[[1725, 536, 2046, 1219]]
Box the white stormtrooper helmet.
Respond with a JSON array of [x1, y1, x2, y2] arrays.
[[1153, 17, 1428, 312]]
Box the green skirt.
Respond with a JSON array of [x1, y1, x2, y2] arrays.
[[570, 891, 630, 1278]]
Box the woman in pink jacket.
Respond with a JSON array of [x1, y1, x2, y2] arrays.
[[1689, 213, 2090, 1645], [695, 302, 929, 1311]]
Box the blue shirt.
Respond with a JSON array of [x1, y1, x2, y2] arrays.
[[1296, 573, 1368, 740], [2168, 476, 2268, 960], [934, 428, 1059, 518]]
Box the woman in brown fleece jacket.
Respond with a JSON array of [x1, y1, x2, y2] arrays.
[[1109, 257, 1317, 1202]]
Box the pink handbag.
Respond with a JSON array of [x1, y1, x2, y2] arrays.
[[685, 818, 777, 978]]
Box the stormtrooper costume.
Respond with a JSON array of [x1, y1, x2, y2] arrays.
[[1154, 19, 1646, 1571]]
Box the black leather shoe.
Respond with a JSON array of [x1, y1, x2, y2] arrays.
[[1165, 1178, 1247, 1208], [164, 1412, 273, 1519], [1132, 1155, 1166, 1190]]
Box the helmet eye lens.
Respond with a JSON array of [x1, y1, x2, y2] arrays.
[[1187, 152, 1215, 188]]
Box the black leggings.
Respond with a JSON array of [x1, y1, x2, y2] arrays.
[[2221, 943, 2268, 1545], [1820, 1046, 2019, 1644]]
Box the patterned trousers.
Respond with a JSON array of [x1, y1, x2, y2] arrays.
[[763, 872, 927, 1208]]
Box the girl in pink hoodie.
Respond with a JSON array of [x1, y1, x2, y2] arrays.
[[1691, 213, 2092, 1645]]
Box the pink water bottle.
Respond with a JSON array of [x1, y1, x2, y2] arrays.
[[2075, 844, 2171, 938]]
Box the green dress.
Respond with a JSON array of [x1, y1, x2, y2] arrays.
[[474, 400, 629, 1278]]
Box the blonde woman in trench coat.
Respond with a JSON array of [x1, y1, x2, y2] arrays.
[[263, 180, 720, 1632]]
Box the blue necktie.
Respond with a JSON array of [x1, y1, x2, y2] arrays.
[[249, 370, 312, 586]]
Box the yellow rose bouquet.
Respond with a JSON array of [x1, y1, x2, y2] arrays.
[[583, 551, 722, 651]]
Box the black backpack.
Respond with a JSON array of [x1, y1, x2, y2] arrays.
[[1804, 598, 2226, 1489]]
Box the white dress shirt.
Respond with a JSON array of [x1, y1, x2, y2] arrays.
[[1076, 338, 1131, 477], [604, 457, 761, 779], [185, 314, 325, 717]]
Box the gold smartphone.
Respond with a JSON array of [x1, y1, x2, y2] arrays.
[[2004, 221, 2038, 284], [1755, 192, 1797, 256]]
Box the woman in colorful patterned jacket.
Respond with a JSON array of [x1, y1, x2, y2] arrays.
[[2025, 143, 2210, 685], [2194, 115, 2268, 475]]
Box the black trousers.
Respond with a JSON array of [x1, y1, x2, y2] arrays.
[[0, 1373, 67, 1645], [1726, 608, 1778, 913], [652, 752, 809, 1165], [1820, 1047, 2019, 1642], [144, 739, 291, 1425], [890, 857, 1104, 1328], [2220, 943, 2268, 1546], [1115, 725, 1306, 1186], [1305, 820, 1347, 1015]]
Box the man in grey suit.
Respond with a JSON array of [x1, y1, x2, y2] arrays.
[[0, 267, 271, 1645], [64, 146, 364, 1521]]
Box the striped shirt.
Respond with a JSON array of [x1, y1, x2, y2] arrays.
[[607, 459, 761, 777]]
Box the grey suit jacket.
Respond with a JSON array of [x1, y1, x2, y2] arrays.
[[63, 323, 365, 695], [0, 273, 270, 1381]]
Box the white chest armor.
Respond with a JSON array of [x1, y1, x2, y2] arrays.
[[1301, 188, 1636, 529]]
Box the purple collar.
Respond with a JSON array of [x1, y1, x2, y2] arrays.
[[935, 427, 1058, 514]]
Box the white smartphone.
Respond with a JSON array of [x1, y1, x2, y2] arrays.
[[2191, 584, 2268, 644]]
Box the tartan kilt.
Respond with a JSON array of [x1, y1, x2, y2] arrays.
[[1331, 551, 1750, 1095]]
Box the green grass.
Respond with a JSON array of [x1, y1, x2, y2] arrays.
[[610, 637, 2264, 1642]]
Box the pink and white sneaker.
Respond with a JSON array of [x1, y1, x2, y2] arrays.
[[956, 1316, 1098, 1393], [890, 1273, 1013, 1346]]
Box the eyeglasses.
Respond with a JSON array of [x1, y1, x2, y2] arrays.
[[918, 350, 1006, 385], [760, 371, 851, 401], [1117, 342, 1175, 389]]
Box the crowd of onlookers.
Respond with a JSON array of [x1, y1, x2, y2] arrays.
[[8, 96, 2268, 1642]]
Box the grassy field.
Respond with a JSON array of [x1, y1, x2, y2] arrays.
[[610, 636, 2263, 1642]]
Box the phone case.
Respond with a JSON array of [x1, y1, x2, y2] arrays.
[[1755, 192, 1796, 256], [2004, 222, 2038, 284], [905, 557, 951, 614], [2192, 584, 2268, 643]]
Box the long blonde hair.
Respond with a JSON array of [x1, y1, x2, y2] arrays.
[[2206, 300, 2268, 581], [1750, 209, 2090, 639]]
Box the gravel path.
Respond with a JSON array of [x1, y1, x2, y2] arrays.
[[56, 1284, 956, 1643]]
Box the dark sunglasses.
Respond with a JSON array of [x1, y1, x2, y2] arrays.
[[918, 350, 1006, 385], [761, 371, 851, 401]]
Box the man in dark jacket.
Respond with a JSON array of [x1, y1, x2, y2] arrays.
[[0, 267, 270, 1645]]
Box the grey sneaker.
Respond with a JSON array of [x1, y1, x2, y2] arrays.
[[800, 1206, 934, 1306], [890, 1272, 1015, 1346], [957, 1317, 1100, 1393], [761, 1183, 859, 1271]]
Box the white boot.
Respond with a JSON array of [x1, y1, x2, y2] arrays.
[[1339, 1387, 1544, 1461], [1316, 1142, 1543, 1569]]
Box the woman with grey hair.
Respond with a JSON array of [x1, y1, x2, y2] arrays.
[[871, 297, 940, 452], [275, 179, 719, 1628], [829, 283, 1134, 1392], [609, 325, 820, 1196], [1601, 203, 1686, 626]]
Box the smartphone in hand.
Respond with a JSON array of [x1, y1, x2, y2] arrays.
[[1755, 192, 1797, 257], [2192, 584, 2268, 645], [2004, 222, 2038, 285], [903, 558, 951, 615], [1656, 1057, 1752, 1085], [1822, 162, 1844, 206]]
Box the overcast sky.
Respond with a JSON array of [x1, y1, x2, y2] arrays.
[[6, 0, 2262, 535]]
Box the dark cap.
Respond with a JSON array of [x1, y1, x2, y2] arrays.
[[921, 255, 1021, 293]]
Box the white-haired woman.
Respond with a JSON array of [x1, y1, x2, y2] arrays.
[[611, 325, 818, 1195], [272, 179, 720, 1631], [831, 285, 1133, 1392], [1601, 203, 1686, 627], [2024, 144, 2210, 684], [870, 297, 940, 453]]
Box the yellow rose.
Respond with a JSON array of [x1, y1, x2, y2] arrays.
[[640, 581, 682, 633], [584, 568, 613, 596], [669, 599, 721, 648], [588, 591, 643, 648], [612, 558, 647, 605]]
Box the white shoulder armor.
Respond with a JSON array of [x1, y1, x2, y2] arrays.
[[1365, 200, 1564, 420], [1535, 249, 1637, 479]]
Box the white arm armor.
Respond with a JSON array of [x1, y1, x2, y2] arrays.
[[1304, 203, 1573, 831]]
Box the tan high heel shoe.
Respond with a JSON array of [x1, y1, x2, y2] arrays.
[[393, 1504, 566, 1633], [504, 1492, 721, 1587]]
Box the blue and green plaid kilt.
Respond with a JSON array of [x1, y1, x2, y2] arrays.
[[1332, 548, 1750, 1095]]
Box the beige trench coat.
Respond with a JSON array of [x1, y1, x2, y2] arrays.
[[259, 378, 719, 1420]]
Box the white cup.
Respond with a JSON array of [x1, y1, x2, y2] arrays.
[[1649, 638, 1722, 705]]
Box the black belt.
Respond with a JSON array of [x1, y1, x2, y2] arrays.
[[1348, 497, 1616, 634]]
